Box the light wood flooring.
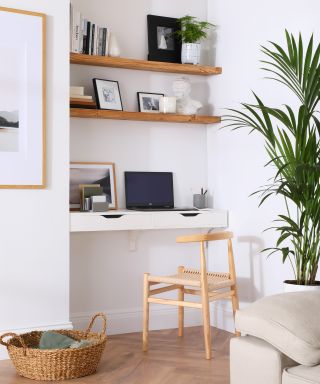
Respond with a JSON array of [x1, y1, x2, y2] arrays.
[[0, 326, 232, 384]]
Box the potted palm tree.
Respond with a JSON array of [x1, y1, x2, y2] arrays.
[[176, 15, 214, 65], [225, 31, 320, 291]]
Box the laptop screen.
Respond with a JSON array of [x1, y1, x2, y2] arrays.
[[125, 172, 174, 209]]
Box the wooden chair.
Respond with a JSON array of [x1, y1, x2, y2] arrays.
[[142, 231, 239, 359]]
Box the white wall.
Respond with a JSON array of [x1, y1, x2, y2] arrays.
[[207, 0, 320, 331], [70, 0, 215, 333], [0, 0, 70, 359]]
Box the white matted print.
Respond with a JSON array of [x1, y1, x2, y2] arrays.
[[93, 78, 123, 110], [137, 92, 164, 113], [0, 7, 46, 188], [70, 162, 118, 210]]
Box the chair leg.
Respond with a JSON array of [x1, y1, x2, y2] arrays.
[[231, 288, 240, 336], [143, 273, 150, 351], [178, 266, 185, 337], [201, 291, 212, 359]]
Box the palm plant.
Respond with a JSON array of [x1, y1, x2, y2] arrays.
[[225, 31, 320, 285]]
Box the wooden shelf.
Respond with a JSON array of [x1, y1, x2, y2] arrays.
[[70, 108, 221, 124], [70, 53, 222, 76]]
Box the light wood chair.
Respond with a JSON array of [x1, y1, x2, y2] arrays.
[[142, 231, 239, 359]]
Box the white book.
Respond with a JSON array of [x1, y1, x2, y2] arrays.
[[105, 28, 110, 57], [98, 27, 104, 56], [70, 86, 84, 96], [74, 10, 81, 53], [70, 95, 93, 100], [79, 13, 84, 54], [69, 3, 73, 52]]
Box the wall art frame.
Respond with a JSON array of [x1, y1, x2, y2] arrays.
[[147, 14, 181, 63], [0, 6, 46, 188], [70, 162, 118, 210]]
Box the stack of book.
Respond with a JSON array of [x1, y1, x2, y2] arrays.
[[70, 86, 96, 109], [70, 3, 110, 56]]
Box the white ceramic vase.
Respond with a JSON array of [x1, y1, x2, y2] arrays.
[[181, 43, 201, 65], [108, 33, 121, 57], [283, 280, 320, 293]]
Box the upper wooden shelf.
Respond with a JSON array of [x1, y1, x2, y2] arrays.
[[70, 108, 221, 125], [70, 53, 222, 76]]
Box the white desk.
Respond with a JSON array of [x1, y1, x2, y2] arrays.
[[70, 209, 228, 232]]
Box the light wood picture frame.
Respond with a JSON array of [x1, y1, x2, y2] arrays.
[[0, 7, 46, 188], [70, 162, 118, 210]]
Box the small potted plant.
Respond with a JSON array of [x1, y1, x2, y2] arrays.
[[176, 15, 215, 65]]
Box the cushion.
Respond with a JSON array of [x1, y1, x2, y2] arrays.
[[283, 365, 320, 384], [235, 292, 320, 366]]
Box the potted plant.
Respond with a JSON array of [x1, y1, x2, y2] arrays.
[[176, 15, 215, 65], [225, 31, 320, 291]]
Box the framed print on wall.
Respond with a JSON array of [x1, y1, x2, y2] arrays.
[[93, 78, 123, 111], [70, 162, 118, 210], [0, 7, 46, 188], [147, 15, 181, 63]]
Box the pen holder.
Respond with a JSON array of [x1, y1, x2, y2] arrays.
[[193, 194, 207, 209]]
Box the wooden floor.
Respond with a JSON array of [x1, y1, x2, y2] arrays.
[[0, 327, 232, 384]]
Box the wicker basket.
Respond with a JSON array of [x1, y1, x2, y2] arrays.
[[0, 313, 107, 381]]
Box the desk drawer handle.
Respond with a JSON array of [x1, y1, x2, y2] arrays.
[[180, 213, 200, 217], [102, 215, 124, 219]]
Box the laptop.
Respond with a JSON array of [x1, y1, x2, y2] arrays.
[[124, 171, 197, 211]]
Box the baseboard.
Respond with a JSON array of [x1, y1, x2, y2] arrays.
[[71, 305, 202, 335], [0, 321, 73, 360], [211, 304, 235, 333]]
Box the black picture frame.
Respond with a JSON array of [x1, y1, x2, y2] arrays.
[[137, 92, 164, 113], [93, 78, 123, 111], [147, 15, 181, 63]]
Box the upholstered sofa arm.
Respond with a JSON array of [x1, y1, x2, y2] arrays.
[[230, 336, 297, 384]]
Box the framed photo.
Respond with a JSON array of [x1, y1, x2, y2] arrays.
[[70, 162, 118, 210], [0, 7, 46, 188], [137, 92, 164, 113], [93, 78, 123, 111], [147, 15, 181, 63]]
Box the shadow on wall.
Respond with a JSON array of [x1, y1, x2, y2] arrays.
[[237, 235, 265, 302]]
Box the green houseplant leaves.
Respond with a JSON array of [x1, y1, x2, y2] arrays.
[[225, 31, 320, 285]]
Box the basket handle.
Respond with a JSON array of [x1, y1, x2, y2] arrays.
[[0, 333, 27, 355], [85, 313, 107, 336]]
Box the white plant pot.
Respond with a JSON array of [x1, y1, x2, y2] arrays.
[[283, 280, 320, 293], [181, 43, 201, 65]]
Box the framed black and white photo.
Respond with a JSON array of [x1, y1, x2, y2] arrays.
[[147, 15, 181, 63], [93, 78, 123, 111], [137, 92, 164, 113], [70, 162, 118, 210], [0, 7, 46, 188]]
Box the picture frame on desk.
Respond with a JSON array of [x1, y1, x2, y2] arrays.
[[147, 15, 181, 63], [70, 162, 118, 210], [0, 6, 46, 188], [93, 78, 123, 111]]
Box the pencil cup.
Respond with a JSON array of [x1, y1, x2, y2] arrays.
[[193, 194, 207, 209]]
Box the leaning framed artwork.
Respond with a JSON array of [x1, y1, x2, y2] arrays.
[[70, 162, 118, 210], [0, 7, 46, 188]]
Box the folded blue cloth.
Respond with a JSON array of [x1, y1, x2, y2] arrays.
[[39, 331, 92, 350]]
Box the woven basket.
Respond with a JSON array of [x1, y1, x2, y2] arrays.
[[0, 313, 107, 381]]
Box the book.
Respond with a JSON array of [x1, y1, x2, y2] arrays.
[[79, 184, 103, 211], [70, 94, 93, 100], [70, 86, 84, 96], [98, 27, 104, 56], [91, 24, 95, 55], [85, 21, 91, 54]]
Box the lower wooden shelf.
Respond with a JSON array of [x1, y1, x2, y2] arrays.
[[70, 108, 221, 124], [70, 209, 228, 232]]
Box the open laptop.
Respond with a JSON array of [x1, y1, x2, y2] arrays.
[[124, 171, 197, 211]]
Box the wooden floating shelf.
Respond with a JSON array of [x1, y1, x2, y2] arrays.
[[70, 108, 221, 124], [70, 53, 222, 76]]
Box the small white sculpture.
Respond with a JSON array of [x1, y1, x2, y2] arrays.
[[172, 77, 202, 115], [108, 33, 121, 57]]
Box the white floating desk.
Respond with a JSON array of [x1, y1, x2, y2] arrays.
[[70, 209, 228, 233]]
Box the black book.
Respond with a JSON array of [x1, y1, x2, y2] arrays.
[[102, 28, 107, 56], [85, 21, 91, 54], [91, 23, 95, 55]]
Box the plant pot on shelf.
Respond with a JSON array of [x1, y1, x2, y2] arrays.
[[181, 43, 201, 65], [283, 280, 320, 293]]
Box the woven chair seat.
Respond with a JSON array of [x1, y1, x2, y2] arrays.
[[149, 268, 234, 290]]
